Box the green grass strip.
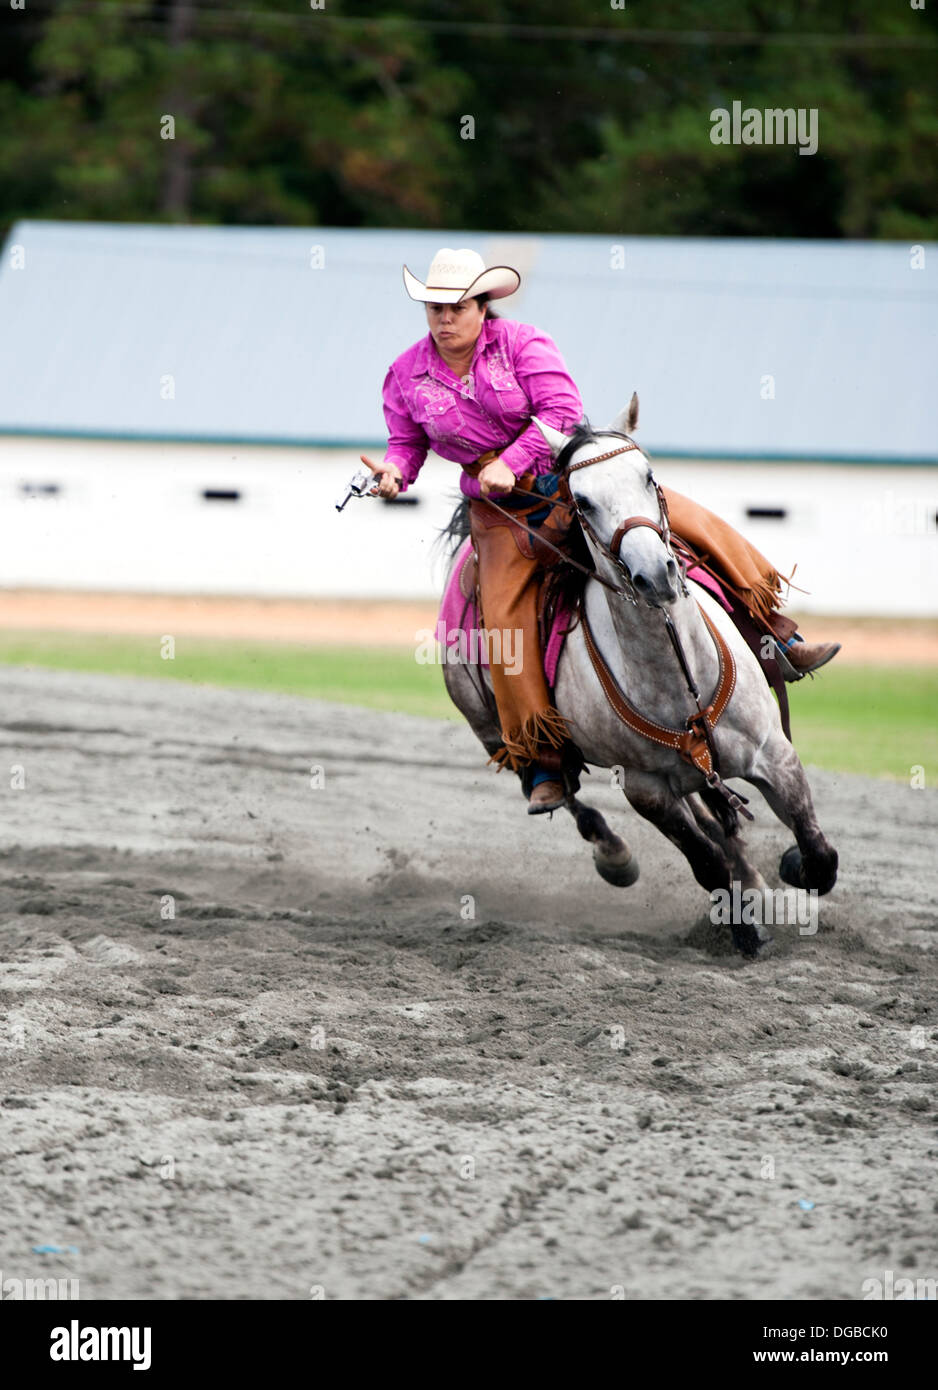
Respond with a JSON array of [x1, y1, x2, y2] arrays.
[[0, 630, 934, 781]]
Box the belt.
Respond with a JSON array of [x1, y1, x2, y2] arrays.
[[461, 447, 501, 479], [464, 445, 544, 511]]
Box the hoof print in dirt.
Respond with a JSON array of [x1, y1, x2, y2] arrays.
[[19, 898, 57, 915], [253, 1035, 300, 1058], [150, 977, 184, 995]]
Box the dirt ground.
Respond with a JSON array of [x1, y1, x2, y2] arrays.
[[0, 665, 936, 1301], [1, 589, 937, 663]]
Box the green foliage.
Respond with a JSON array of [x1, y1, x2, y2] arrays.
[[0, 1, 934, 236]]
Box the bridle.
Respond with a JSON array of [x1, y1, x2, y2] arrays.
[[556, 439, 690, 606]]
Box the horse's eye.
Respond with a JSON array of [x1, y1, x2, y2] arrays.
[[575, 496, 592, 513]]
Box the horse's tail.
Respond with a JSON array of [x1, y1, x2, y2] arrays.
[[435, 495, 471, 561]]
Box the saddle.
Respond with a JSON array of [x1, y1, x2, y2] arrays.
[[457, 502, 574, 589], [454, 532, 575, 690]]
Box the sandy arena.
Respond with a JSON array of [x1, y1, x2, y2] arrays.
[[1, 665, 936, 1300], [1, 590, 937, 663]]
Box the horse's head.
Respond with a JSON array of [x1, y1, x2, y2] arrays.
[[533, 395, 684, 607]]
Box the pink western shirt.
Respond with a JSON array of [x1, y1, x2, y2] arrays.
[[381, 316, 583, 500]]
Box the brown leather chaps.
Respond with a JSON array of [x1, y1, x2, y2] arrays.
[[468, 483, 574, 774]]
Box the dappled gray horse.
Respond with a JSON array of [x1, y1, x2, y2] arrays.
[[443, 404, 838, 957]]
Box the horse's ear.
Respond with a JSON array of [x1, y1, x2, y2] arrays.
[[607, 392, 639, 435], [532, 416, 573, 459]]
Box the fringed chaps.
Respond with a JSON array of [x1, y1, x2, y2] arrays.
[[468, 496, 571, 773]]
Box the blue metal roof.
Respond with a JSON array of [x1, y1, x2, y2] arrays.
[[0, 220, 934, 460]]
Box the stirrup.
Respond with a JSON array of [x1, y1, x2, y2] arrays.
[[775, 643, 805, 683]]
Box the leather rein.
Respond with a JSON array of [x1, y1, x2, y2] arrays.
[[478, 440, 752, 819]]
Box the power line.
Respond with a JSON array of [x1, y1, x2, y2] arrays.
[[9, 3, 936, 49]]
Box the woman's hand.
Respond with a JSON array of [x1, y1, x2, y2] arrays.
[[360, 455, 403, 499], [478, 458, 517, 497]]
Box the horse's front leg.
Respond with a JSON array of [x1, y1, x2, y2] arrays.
[[621, 769, 766, 957], [747, 736, 839, 896], [687, 793, 770, 898]]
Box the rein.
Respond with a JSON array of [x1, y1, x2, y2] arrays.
[[479, 442, 675, 605], [477, 439, 752, 818], [478, 488, 629, 599]]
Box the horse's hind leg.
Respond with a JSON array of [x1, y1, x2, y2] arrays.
[[442, 661, 502, 757], [565, 795, 639, 887], [748, 738, 838, 896]]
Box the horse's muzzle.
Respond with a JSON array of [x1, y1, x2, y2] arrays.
[[629, 554, 683, 607]]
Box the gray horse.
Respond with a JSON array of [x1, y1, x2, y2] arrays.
[[442, 404, 838, 958]]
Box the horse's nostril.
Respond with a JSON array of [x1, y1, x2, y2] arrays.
[[633, 573, 649, 590]]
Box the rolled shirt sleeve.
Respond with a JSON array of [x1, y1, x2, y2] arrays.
[[498, 328, 583, 477], [381, 366, 429, 491]]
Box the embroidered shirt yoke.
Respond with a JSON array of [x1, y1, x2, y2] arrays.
[[381, 317, 583, 500]]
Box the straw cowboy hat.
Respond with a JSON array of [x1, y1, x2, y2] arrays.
[[402, 247, 520, 304]]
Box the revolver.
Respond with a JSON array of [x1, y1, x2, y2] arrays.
[[335, 462, 379, 512]]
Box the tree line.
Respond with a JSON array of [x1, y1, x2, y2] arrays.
[[1, 0, 935, 240]]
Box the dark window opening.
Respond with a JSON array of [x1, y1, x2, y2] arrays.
[[382, 494, 419, 506], [746, 506, 787, 520], [202, 489, 241, 502], [19, 482, 61, 496]]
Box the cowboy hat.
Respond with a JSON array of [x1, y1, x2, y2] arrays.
[[402, 247, 520, 304]]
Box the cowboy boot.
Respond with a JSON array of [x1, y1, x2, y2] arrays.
[[779, 639, 842, 680], [525, 750, 569, 811], [528, 779, 566, 814]]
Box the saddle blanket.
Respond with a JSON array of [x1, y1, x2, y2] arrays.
[[438, 536, 732, 686]]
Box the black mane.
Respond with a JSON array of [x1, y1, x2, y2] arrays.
[[555, 416, 598, 471]]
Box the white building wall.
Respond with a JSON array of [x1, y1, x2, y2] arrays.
[[1, 436, 935, 615]]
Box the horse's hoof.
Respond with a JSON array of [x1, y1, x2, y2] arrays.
[[803, 847, 839, 896], [732, 924, 772, 959], [593, 846, 639, 887], [779, 844, 803, 888]]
